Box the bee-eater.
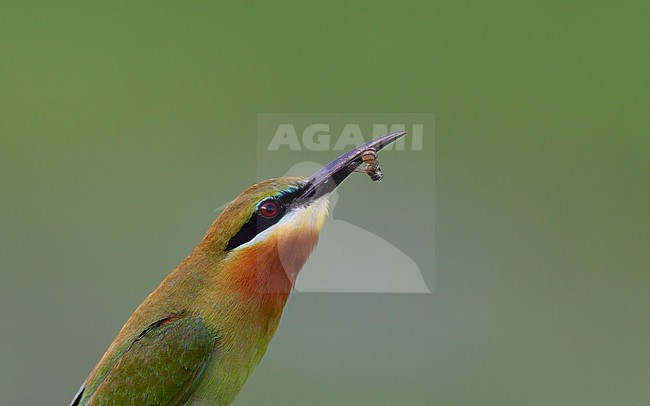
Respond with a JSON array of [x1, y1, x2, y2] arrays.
[[70, 131, 406, 405]]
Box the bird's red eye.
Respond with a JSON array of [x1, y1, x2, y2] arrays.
[[259, 200, 280, 218]]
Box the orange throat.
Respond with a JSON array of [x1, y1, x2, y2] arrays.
[[214, 194, 329, 317], [223, 228, 321, 312]]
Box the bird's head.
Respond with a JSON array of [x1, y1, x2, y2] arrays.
[[195, 131, 406, 296]]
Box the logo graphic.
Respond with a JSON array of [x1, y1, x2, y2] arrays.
[[266, 123, 424, 151], [252, 113, 434, 293]]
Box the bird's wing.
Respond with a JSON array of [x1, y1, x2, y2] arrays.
[[73, 314, 218, 405]]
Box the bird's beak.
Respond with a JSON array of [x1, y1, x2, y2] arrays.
[[293, 131, 407, 206]]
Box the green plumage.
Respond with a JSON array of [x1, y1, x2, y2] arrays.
[[78, 315, 218, 405], [70, 132, 405, 406], [70, 178, 310, 406]]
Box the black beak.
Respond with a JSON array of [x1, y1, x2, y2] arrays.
[[294, 131, 407, 205]]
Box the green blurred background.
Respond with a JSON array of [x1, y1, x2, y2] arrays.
[[1, 1, 649, 405]]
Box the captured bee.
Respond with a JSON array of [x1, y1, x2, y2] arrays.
[[356, 148, 384, 181]]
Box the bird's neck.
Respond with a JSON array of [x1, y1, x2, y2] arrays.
[[218, 230, 319, 311]]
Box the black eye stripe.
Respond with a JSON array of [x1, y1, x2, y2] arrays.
[[225, 206, 285, 250], [225, 187, 304, 251]]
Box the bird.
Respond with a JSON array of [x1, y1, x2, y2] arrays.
[[70, 131, 406, 405]]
